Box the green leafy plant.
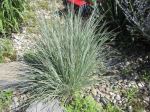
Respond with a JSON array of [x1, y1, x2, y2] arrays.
[[65, 94, 102, 112], [122, 87, 145, 112], [105, 103, 122, 112], [0, 38, 16, 63], [120, 64, 133, 77], [64, 94, 122, 112], [0, 90, 13, 112], [123, 87, 138, 103], [141, 71, 150, 83], [18, 9, 111, 105], [0, 0, 26, 34]]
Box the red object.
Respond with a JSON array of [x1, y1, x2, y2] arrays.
[[67, 0, 87, 6]]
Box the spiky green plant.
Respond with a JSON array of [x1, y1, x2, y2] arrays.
[[96, 0, 126, 32], [0, 0, 25, 34], [116, 0, 150, 39], [19, 10, 111, 105]]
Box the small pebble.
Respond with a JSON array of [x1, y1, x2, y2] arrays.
[[128, 106, 133, 112], [143, 96, 149, 102], [126, 62, 130, 66], [99, 97, 109, 107], [91, 88, 97, 96], [115, 95, 121, 101], [113, 99, 117, 104], [138, 82, 145, 88]]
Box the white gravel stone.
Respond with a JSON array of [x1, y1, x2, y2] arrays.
[[91, 88, 97, 96], [113, 99, 117, 104], [128, 83, 132, 87], [138, 82, 145, 88], [126, 62, 130, 66], [118, 100, 122, 104], [109, 92, 116, 97], [11, 97, 20, 111], [128, 106, 133, 112], [143, 96, 149, 102], [115, 95, 121, 101]]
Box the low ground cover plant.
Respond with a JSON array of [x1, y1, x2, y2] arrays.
[[105, 103, 122, 112], [141, 71, 150, 83], [0, 38, 16, 63], [64, 93, 103, 112], [64, 93, 122, 112], [122, 87, 145, 112], [0, 90, 13, 112]]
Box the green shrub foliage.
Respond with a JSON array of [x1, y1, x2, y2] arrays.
[[0, 90, 13, 112], [65, 94, 103, 112], [64, 94, 122, 112], [0, 0, 25, 34]]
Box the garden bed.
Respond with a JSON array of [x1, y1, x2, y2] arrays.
[[0, 0, 150, 112]]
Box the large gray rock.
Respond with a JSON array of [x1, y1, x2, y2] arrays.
[[0, 61, 28, 88], [26, 100, 64, 112]]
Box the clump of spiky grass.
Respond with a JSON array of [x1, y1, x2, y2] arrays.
[[20, 10, 111, 105]]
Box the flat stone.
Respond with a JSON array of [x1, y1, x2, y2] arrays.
[[0, 62, 28, 88], [99, 97, 109, 107], [26, 99, 64, 112], [93, 95, 100, 102]]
